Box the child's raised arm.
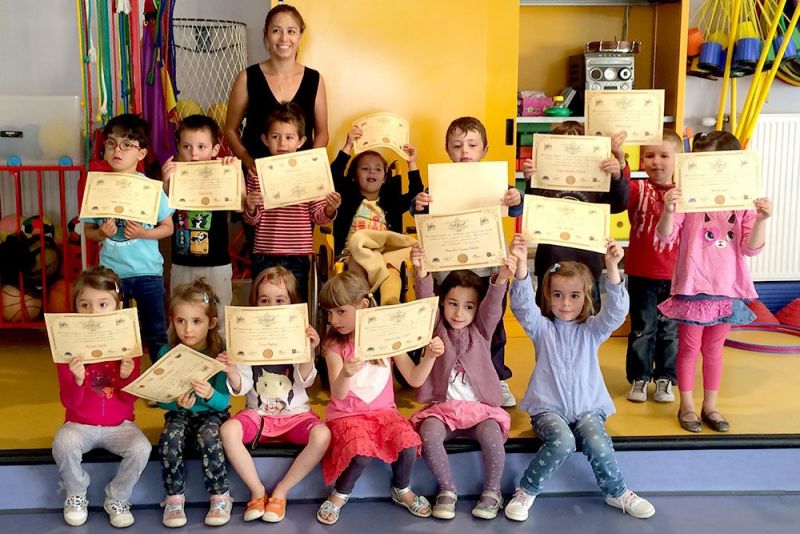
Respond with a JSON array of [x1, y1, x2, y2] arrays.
[[342, 125, 362, 154], [393, 336, 444, 388], [747, 197, 773, 250], [604, 239, 624, 286], [510, 233, 529, 280], [161, 156, 177, 193], [657, 187, 681, 238], [326, 350, 365, 400], [402, 144, 418, 172], [298, 326, 321, 382], [410, 242, 427, 280]]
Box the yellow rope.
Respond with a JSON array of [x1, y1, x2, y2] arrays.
[[717, 0, 742, 130]]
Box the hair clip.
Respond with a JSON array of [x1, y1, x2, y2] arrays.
[[114, 282, 120, 293], [549, 263, 561, 273], [202, 292, 209, 304]]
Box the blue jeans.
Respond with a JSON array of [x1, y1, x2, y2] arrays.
[[625, 275, 678, 384], [250, 254, 311, 302], [521, 411, 625, 498], [121, 276, 168, 362]]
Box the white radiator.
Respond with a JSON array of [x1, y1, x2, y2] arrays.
[[746, 114, 800, 281]]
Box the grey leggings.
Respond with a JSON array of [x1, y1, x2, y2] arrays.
[[419, 417, 505, 494], [334, 446, 417, 494]]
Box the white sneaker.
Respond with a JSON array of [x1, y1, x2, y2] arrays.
[[653, 379, 675, 402], [626, 380, 648, 403], [63, 493, 89, 526], [605, 489, 655, 519], [104, 498, 135, 528], [205, 493, 234, 526], [504, 488, 536, 521], [162, 494, 187, 528], [499, 380, 517, 407]]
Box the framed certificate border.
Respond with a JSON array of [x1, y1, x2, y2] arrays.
[[225, 304, 312, 365], [255, 148, 334, 210], [79, 172, 162, 225], [674, 151, 761, 213], [353, 297, 438, 361], [168, 160, 243, 211], [45, 308, 143, 363], [353, 112, 410, 160], [584, 89, 665, 145], [532, 133, 611, 192], [521, 195, 610, 254]]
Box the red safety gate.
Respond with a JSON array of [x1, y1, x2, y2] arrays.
[[0, 165, 88, 328]]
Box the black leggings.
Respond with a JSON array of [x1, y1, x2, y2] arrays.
[[334, 446, 417, 494]]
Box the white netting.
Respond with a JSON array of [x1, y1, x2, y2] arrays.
[[173, 18, 247, 121]]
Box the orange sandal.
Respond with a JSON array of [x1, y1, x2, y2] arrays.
[[262, 497, 287, 523], [243, 496, 267, 522]]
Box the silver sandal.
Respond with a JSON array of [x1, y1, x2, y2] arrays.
[[391, 486, 432, 518], [471, 490, 503, 519], [432, 490, 457, 520], [316, 490, 350, 525]]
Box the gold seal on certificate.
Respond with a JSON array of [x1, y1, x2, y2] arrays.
[[79, 172, 163, 224], [532, 134, 611, 192], [521, 195, 610, 253], [674, 151, 761, 213], [428, 161, 509, 215], [584, 89, 664, 145], [225, 304, 312, 365], [354, 297, 438, 361], [353, 112, 410, 160], [168, 160, 243, 211], [255, 148, 334, 209], [415, 206, 506, 272], [45, 309, 143, 363], [121, 344, 225, 403]]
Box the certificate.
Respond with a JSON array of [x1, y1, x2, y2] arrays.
[[532, 134, 611, 192], [225, 304, 312, 365], [45, 309, 142, 363], [584, 90, 664, 145], [354, 297, 438, 361], [521, 195, 610, 253], [428, 161, 509, 216], [415, 206, 506, 272], [168, 160, 243, 211], [255, 148, 334, 209], [79, 172, 162, 225], [121, 344, 225, 403], [353, 112, 410, 160], [674, 150, 761, 213]]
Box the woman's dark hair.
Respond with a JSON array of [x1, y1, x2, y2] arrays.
[[263, 4, 305, 37]]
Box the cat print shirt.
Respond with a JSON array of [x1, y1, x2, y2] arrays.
[[658, 210, 763, 299], [171, 210, 231, 267], [233, 364, 317, 417]]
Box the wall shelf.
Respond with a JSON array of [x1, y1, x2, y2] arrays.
[[517, 115, 676, 124]]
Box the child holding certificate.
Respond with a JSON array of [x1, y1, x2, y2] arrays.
[[162, 115, 240, 331], [243, 102, 341, 299], [505, 234, 655, 522], [412, 116, 522, 407], [522, 120, 629, 311], [220, 266, 331, 523], [331, 124, 424, 304], [52, 267, 151, 528], [408, 244, 516, 520], [316, 271, 444, 525], [82, 114, 174, 362], [656, 131, 772, 433], [623, 129, 682, 404], [157, 280, 238, 527]]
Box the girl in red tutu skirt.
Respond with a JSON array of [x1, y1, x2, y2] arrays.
[[408, 244, 517, 520], [316, 271, 444, 525]]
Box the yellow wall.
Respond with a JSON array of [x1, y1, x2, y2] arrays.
[[284, 0, 519, 177], [518, 6, 656, 96]]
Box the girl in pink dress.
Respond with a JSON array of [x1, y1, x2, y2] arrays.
[[409, 244, 516, 520], [656, 131, 773, 433], [316, 271, 444, 525], [220, 266, 330, 523]]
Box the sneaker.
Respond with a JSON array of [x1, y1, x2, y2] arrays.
[[504, 488, 535, 522], [63, 493, 89, 526], [605, 489, 655, 519], [626, 380, 647, 403], [205, 493, 234, 526], [162, 494, 187, 528], [104, 498, 135, 528], [653, 379, 675, 403], [499, 380, 517, 407]]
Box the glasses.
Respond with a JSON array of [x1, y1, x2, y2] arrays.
[[104, 138, 141, 152]]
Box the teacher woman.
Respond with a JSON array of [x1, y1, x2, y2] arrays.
[[225, 3, 329, 173]]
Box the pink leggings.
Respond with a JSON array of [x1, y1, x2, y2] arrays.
[[676, 323, 732, 392]]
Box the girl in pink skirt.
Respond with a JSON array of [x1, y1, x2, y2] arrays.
[[316, 271, 444, 525], [656, 131, 773, 433], [220, 267, 330, 523], [409, 244, 516, 520]]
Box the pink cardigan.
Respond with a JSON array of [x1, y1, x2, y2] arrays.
[[414, 274, 505, 407], [658, 210, 763, 299]]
